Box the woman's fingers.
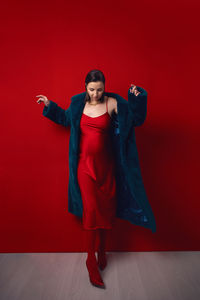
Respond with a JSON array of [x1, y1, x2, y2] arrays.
[[36, 95, 48, 100], [130, 84, 136, 91], [130, 84, 136, 93], [36, 95, 48, 104], [130, 84, 141, 96], [36, 98, 44, 102], [36, 95, 46, 98]]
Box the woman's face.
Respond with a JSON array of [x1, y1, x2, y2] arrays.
[[86, 81, 104, 101]]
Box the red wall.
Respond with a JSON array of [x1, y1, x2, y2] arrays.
[[0, 0, 200, 252]]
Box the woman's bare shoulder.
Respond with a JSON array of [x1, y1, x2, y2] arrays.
[[107, 96, 118, 114]]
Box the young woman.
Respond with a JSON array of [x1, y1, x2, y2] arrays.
[[36, 69, 155, 289]]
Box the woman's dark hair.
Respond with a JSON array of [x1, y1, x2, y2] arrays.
[[84, 69, 105, 103]]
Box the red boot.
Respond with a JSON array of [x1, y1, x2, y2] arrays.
[[86, 256, 106, 289], [97, 250, 107, 270]]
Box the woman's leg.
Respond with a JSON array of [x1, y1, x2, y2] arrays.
[[98, 228, 107, 252], [85, 229, 97, 260], [85, 229, 105, 288], [97, 229, 107, 270]]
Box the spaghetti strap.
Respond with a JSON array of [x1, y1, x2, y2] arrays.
[[106, 97, 108, 112]]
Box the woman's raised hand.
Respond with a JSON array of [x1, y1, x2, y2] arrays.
[[36, 95, 50, 106], [129, 84, 141, 96]]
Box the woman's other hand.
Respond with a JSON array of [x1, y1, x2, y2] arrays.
[[36, 95, 50, 107], [129, 84, 141, 96]]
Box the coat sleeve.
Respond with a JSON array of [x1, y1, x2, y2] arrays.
[[42, 100, 71, 127], [127, 86, 147, 127]]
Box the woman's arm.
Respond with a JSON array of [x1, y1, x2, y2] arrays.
[[127, 84, 147, 127], [42, 100, 71, 127], [36, 94, 71, 127]]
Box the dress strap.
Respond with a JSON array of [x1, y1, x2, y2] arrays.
[[106, 97, 108, 112]]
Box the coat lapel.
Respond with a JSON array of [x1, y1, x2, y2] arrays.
[[70, 93, 85, 126]]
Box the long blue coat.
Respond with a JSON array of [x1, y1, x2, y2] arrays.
[[42, 86, 156, 233]]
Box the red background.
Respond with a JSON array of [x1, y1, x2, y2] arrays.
[[0, 0, 200, 252]]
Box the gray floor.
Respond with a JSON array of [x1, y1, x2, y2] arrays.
[[0, 252, 199, 300]]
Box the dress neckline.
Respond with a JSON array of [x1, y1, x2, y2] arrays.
[[83, 111, 111, 119]]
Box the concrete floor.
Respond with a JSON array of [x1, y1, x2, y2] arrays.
[[0, 251, 199, 300]]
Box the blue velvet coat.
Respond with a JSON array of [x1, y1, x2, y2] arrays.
[[42, 86, 156, 233]]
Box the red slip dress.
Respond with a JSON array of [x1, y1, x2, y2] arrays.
[[77, 97, 117, 230]]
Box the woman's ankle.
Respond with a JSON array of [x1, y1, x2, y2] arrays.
[[98, 248, 106, 254], [87, 252, 96, 261]]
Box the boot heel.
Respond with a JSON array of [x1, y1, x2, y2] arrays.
[[86, 258, 106, 289]]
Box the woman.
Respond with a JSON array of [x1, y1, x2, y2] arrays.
[[36, 69, 156, 289]]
